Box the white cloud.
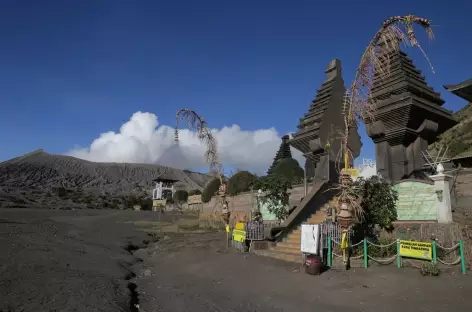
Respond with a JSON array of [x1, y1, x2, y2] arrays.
[[68, 111, 305, 175]]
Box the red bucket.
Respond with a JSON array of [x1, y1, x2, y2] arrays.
[[305, 255, 322, 275]]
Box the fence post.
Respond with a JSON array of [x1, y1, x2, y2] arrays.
[[432, 240, 437, 264], [327, 236, 332, 268], [363, 239, 368, 269], [397, 239, 401, 268], [459, 240, 466, 275]]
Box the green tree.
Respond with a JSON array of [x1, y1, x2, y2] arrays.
[[202, 178, 221, 203], [227, 171, 256, 195], [258, 175, 292, 221], [165, 192, 173, 204], [354, 176, 398, 231], [272, 158, 304, 184], [188, 189, 202, 196], [173, 190, 189, 203]]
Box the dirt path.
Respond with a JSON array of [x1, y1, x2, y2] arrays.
[[135, 231, 472, 312], [0, 209, 169, 312], [1, 209, 471, 312]]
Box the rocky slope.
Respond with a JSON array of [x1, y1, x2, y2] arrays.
[[0, 150, 212, 209], [429, 103, 472, 158]]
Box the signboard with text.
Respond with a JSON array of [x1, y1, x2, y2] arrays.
[[399, 240, 432, 260], [232, 229, 246, 243], [153, 199, 166, 207], [188, 195, 202, 205]]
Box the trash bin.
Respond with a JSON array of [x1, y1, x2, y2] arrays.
[[305, 254, 322, 275]]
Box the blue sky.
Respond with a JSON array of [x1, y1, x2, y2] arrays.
[[1, 0, 471, 171]]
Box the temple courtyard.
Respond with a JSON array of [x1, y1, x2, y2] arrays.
[[1, 208, 471, 312]]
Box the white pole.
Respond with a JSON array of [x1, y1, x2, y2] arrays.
[[304, 167, 307, 197]]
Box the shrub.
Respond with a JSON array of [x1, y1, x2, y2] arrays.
[[173, 190, 189, 203], [354, 175, 398, 232], [140, 198, 153, 210], [251, 176, 263, 191], [227, 171, 256, 195], [272, 158, 304, 183], [188, 189, 202, 196], [55, 187, 68, 198], [202, 178, 221, 203], [165, 192, 173, 204], [258, 175, 292, 221], [421, 262, 440, 276]]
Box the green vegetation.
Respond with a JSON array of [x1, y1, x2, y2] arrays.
[[227, 170, 256, 195], [429, 103, 472, 158], [272, 158, 304, 184], [257, 175, 293, 221], [202, 177, 221, 203], [173, 190, 189, 203], [188, 189, 202, 196], [354, 175, 398, 231], [55, 187, 68, 198], [165, 192, 173, 204]]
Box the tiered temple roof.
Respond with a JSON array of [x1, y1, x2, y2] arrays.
[[289, 59, 361, 183], [289, 59, 346, 164], [267, 135, 292, 175], [444, 79, 472, 102], [366, 44, 457, 181]]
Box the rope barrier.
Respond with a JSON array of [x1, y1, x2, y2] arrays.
[[331, 239, 341, 246], [350, 254, 364, 260], [366, 240, 397, 248], [368, 254, 397, 264], [350, 240, 364, 248], [332, 252, 342, 258], [437, 257, 462, 266], [436, 242, 460, 251], [325, 236, 466, 274]]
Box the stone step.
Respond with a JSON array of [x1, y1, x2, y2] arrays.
[[275, 241, 300, 251], [255, 249, 303, 263], [287, 232, 301, 239], [284, 236, 301, 244]]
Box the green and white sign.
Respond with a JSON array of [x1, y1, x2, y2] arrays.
[[393, 181, 437, 221]]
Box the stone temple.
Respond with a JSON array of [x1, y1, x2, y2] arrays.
[[267, 135, 292, 175], [444, 79, 472, 102], [289, 59, 361, 183], [365, 44, 458, 182]]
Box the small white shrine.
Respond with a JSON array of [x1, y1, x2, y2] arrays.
[[152, 176, 178, 201]]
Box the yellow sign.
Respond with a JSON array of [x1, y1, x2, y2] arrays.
[[235, 222, 245, 231], [188, 195, 202, 205], [225, 225, 230, 233], [232, 229, 246, 243], [153, 199, 166, 207], [399, 240, 432, 260]]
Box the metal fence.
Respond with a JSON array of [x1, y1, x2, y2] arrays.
[[245, 221, 265, 241], [320, 220, 353, 248]]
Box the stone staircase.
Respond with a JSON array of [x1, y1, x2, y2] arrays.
[[254, 207, 327, 263]]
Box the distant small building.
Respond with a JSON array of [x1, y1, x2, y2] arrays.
[[152, 173, 179, 201]]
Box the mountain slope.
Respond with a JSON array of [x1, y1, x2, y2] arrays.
[[429, 103, 472, 158], [0, 149, 212, 209]]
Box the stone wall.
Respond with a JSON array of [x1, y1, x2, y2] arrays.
[[451, 168, 472, 225], [198, 184, 309, 223], [202, 183, 309, 213]]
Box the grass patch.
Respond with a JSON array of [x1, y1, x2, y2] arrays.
[[176, 219, 201, 231]]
